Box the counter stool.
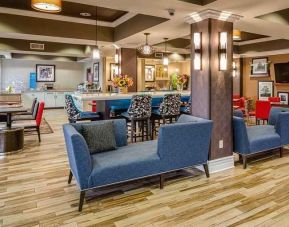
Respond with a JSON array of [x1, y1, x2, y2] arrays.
[[65, 95, 102, 123], [121, 95, 152, 143], [151, 94, 181, 139], [180, 96, 191, 115]]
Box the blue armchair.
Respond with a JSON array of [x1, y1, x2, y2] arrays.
[[233, 110, 289, 169], [63, 114, 213, 211]]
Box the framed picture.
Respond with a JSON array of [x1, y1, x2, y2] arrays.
[[110, 63, 118, 81], [277, 91, 289, 105], [258, 81, 274, 100], [93, 63, 99, 82], [145, 65, 155, 82], [36, 64, 55, 82], [251, 57, 270, 76]]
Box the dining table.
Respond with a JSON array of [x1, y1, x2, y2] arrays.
[[0, 106, 27, 128], [0, 106, 27, 154]]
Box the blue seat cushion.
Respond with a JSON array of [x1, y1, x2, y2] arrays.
[[79, 111, 100, 119], [88, 141, 161, 187], [247, 125, 281, 153]]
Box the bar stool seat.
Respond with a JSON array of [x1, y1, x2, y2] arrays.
[[121, 95, 152, 143], [151, 94, 182, 139]]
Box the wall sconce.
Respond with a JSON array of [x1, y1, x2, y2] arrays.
[[232, 61, 237, 77], [219, 32, 228, 71], [193, 32, 202, 70]]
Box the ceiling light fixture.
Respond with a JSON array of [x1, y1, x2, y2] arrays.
[[137, 33, 155, 55], [91, 6, 100, 60], [233, 30, 241, 40], [31, 0, 62, 13], [80, 12, 92, 17], [163, 38, 169, 66]]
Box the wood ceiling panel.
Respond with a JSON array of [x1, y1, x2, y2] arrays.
[[257, 8, 289, 26], [0, 0, 128, 22], [234, 31, 269, 42]]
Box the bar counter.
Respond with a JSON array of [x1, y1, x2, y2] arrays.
[[73, 91, 190, 101], [73, 91, 191, 119]]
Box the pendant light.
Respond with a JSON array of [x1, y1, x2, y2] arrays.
[[31, 0, 62, 13], [233, 30, 241, 41], [163, 38, 169, 66], [137, 33, 155, 55], [92, 5, 100, 60]]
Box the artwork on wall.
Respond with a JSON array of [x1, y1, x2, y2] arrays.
[[145, 65, 155, 82], [251, 57, 270, 77], [277, 91, 289, 105], [93, 63, 99, 82], [155, 64, 168, 78], [36, 64, 55, 82], [258, 81, 274, 100], [110, 63, 118, 81], [86, 67, 93, 82]]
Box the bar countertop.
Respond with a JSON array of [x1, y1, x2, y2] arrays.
[[73, 91, 191, 101]]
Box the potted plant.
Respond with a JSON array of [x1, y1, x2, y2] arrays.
[[176, 74, 188, 91], [112, 75, 134, 94]]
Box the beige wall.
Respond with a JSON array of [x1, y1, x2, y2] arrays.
[[243, 54, 289, 100], [1, 59, 85, 91]]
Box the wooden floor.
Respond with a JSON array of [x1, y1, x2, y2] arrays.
[[1, 109, 289, 227]]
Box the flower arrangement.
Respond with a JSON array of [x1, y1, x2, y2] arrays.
[[176, 74, 188, 85], [112, 74, 134, 88]]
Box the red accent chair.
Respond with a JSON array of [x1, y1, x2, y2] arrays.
[[13, 102, 45, 142], [268, 97, 281, 103], [255, 100, 271, 124]]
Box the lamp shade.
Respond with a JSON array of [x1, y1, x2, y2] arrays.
[[31, 0, 62, 13]]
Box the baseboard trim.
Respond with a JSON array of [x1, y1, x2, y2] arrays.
[[208, 156, 235, 173]]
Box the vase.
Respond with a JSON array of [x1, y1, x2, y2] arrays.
[[177, 84, 184, 91], [118, 87, 128, 94]]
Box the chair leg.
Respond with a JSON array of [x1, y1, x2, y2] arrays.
[[160, 174, 165, 189], [36, 126, 41, 142], [68, 170, 73, 184], [130, 119, 134, 143], [151, 119, 155, 140], [243, 155, 247, 169], [280, 147, 283, 158], [146, 119, 149, 141], [203, 163, 210, 178], [239, 154, 243, 164], [79, 191, 85, 212]]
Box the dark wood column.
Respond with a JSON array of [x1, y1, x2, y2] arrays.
[[120, 48, 137, 92], [189, 13, 239, 160]]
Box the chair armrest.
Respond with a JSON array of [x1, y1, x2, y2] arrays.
[[157, 120, 213, 168], [63, 124, 92, 190], [233, 117, 250, 154], [275, 112, 289, 145]]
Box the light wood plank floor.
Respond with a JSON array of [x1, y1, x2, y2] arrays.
[[1, 109, 289, 227]]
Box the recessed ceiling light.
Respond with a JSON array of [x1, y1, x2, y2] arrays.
[[80, 12, 92, 17], [31, 0, 62, 13]]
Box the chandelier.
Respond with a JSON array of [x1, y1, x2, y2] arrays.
[[31, 0, 62, 13], [233, 30, 241, 41], [137, 33, 155, 55]]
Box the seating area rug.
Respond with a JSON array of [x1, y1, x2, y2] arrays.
[[25, 118, 54, 135]]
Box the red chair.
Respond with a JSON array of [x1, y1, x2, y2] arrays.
[[268, 97, 281, 103], [255, 100, 271, 124], [13, 102, 45, 142]]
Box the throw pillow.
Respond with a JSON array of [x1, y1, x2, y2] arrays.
[[81, 121, 117, 154]]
